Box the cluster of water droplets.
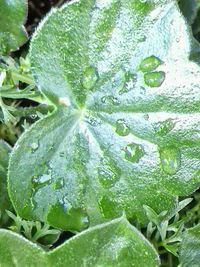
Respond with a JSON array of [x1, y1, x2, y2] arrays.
[[140, 55, 165, 87]]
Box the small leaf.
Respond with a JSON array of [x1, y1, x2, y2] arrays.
[[0, 0, 28, 54]]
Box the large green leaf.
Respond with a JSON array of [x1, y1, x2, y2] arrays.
[[179, 223, 200, 267], [0, 217, 160, 267], [8, 0, 200, 230], [0, 140, 12, 226], [0, 0, 28, 54]]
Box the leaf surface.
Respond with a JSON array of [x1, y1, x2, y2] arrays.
[[8, 0, 200, 229], [0, 229, 46, 267], [0, 140, 12, 226], [0, 0, 28, 54], [0, 217, 160, 267], [179, 223, 200, 267], [48, 217, 160, 267]]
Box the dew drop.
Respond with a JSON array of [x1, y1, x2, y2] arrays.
[[119, 72, 137, 95], [122, 143, 144, 163], [32, 172, 52, 189], [53, 178, 64, 190], [30, 114, 38, 120], [98, 158, 120, 188], [138, 35, 147, 43], [47, 203, 89, 231], [115, 119, 130, 136], [159, 146, 181, 175], [101, 95, 120, 105], [30, 141, 39, 152], [59, 151, 65, 158], [85, 114, 101, 127], [140, 56, 162, 72], [81, 66, 98, 90], [153, 119, 174, 136], [144, 71, 165, 87], [98, 196, 120, 219]]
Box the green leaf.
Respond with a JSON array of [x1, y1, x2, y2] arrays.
[[48, 217, 160, 267], [179, 0, 197, 25], [8, 0, 200, 230], [0, 140, 12, 226], [0, 217, 160, 267], [0, 0, 28, 54], [0, 229, 46, 267], [179, 223, 200, 267]]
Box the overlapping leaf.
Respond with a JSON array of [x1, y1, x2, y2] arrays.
[[8, 0, 200, 230], [0, 0, 28, 54], [0, 140, 12, 226], [0, 217, 160, 267], [179, 223, 200, 267]]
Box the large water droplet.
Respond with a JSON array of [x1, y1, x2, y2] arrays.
[[81, 66, 98, 89], [159, 146, 181, 175], [30, 141, 39, 152], [153, 119, 174, 136], [123, 143, 144, 163], [98, 157, 120, 188], [47, 203, 89, 231], [32, 172, 52, 189], [144, 71, 165, 87], [115, 119, 130, 136], [52, 178, 64, 190], [140, 56, 162, 72], [101, 95, 120, 105], [99, 196, 120, 219]]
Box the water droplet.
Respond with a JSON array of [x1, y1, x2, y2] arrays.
[[53, 178, 64, 190], [98, 157, 120, 188], [122, 143, 144, 163], [47, 203, 89, 231], [81, 66, 98, 89], [159, 146, 181, 175], [30, 114, 38, 120], [59, 151, 65, 158], [115, 119, 130, 136], [138, 35, 147, 43], [153, 119, 174, 136], [140, 56, 162, 72], [30, 141, 39, 152], [85, 114, 101, 127], [32, 172, 52, 189], [144, 71, 165, 87], [119, 72, 137, 95], [99, 196, 121, 219], [101, 95, 120, 105], [144, 113, 149, 120]]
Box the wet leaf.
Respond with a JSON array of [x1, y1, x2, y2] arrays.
[[0, 0, 28, 54], [0, 140, 12, 226], [0, 217, 160, 267], [8, 0, 200, 230]]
